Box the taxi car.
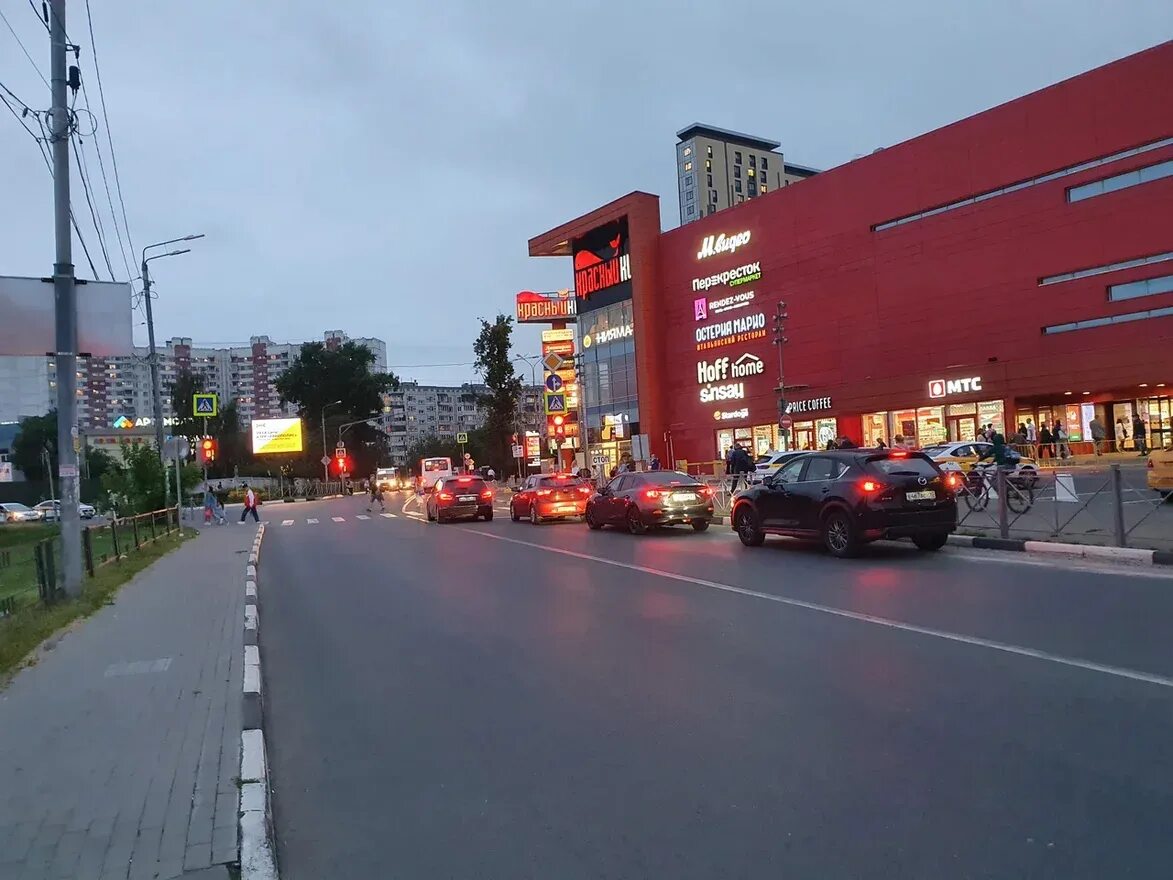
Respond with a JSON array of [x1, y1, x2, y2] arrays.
[[921, 441, 1040, 486], [750, 450, 809, 484], [1147, 445, 1173, 498]]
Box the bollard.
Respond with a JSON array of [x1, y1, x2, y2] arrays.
[[111, 519, 120, 560], [1111, 464, 1127, 547], [150, 511, 157, 541], [132, 515, 140, 549], [45, 541, 58, 601], [997, 467, 1010, 539]]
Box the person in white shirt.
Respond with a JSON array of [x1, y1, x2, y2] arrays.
[[240, 483, 260, 523], [1115, 418, 1129, 452]]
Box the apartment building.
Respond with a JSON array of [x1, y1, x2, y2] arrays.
[[675, 123, 819, 224], [386, 381, 545, 465], [35, 330, 388, 430]]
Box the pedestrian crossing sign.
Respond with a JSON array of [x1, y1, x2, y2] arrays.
[[545, 392, 567, 414], [193, 393, 218, 417]]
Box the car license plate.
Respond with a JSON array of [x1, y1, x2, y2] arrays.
[[672, 492, 695, 502], [905, 490, 935, 502], [458, 495, 476, 502]]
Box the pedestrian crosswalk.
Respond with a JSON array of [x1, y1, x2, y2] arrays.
[[277, 512, 403, 526]]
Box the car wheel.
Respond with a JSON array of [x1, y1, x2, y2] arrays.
[[626, 506, 647, 535], [426, 505, 436, 522], [822, 510, 860, 558], [691, 520, 710, 532], [912, 532, 948, 551], [530, 505, 541, 525], [482, 509, 494, 522], [585, 507, 603, 530], [735, 507, 765, 546], [1019, 466, 1039, 488], [509, 502, 520, 522]]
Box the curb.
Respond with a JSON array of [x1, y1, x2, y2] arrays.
[[239, 523, 279, 880], [948, 533, 1172, 566]]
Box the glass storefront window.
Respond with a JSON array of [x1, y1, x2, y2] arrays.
[[978, 400, 1005, 434], [947, 403, 977, 416], [716, 428, 734, 459], [916, 406, 946, 446], [793, 420, 816, 450], [815, 418, 838, 449], [861, 411, 888, 447], [890, 408, 917, 445], [1064, 404, 1083, 441]]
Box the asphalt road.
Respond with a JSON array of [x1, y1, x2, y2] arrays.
[[258, 495, 1173, 880]]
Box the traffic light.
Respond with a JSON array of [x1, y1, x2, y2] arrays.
[[199, 438, 217, 465], [552, 414, 566, 439], [334, 452, 349, 475]]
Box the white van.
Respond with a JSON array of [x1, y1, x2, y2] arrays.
[[418, 456, 454, 492]]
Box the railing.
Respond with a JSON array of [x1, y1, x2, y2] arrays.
[[0, 507, 181, 615]]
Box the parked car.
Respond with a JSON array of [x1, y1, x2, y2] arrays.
[[34, 500, 97, 521], [922, 441, 1039, 486], [0, 502, 44, 523], [1147, 446, 1173, 498], [585, 470, 715, 534], [425, 475, 494, 523], [750, 450, 809, 484], [730, 449, 957, 557], [510, 473, 592, 523]]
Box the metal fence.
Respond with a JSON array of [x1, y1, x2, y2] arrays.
[[0, 507, 181, 616]]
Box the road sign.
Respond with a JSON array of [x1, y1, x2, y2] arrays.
[[544, 392, 567, 414], [542, 351, 565, 373], [511, 444, 524, 459], [456, 432, 469, 445], [163, 437, 190, 460], [193, 393, 218, 417], [335, 441, 346, 452], [544, 373, 564, 393], [779, 415, 793, 430], [320, 455, 331, 466]]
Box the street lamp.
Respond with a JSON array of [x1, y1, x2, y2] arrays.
[[321, 400, 343, 482], [141, 234, 205, 461], [515, 353, 541, 430]]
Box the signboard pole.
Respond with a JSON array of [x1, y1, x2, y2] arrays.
[[49, 0, 83, 597]]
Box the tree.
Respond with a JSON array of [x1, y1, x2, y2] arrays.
[[83, 446, 118, 481], [11, 412, 58, 480], [276, 341, 399, 465], [473, 315, 522, 473], [101, 442, 165, 514]]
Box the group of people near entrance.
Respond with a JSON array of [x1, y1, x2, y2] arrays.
[[1087, 414, 1151, 456]]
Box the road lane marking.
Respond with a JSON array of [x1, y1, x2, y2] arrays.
[[281, 520, 294, 526], [356, 514, 371, 520], [380, 512, 397, 518], [306, 518, 319, 524], [462, 529, 1173, 690], [331, 516, 345, 522]]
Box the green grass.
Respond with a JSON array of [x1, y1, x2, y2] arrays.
[[0, 530, 190, 680]]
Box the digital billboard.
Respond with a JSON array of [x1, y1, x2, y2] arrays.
[[251, 418, 304, 455], [572, 218, 632, 313], [516, 289, 576, 323]]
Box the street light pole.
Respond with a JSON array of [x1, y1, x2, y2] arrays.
[[772, 301, 789, 450]]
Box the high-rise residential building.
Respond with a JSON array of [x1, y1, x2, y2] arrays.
[[675, 123, 819, 224], [0, 357, 53, 423], [386, 381, 545, 465], [30, 330, 388, 431]]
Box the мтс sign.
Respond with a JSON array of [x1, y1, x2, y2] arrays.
[[928, 376, 983, 398]]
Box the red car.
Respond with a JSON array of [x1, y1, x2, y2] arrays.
[[510, 474, 593, 523]]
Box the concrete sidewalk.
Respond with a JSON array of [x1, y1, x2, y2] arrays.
[[0, 522, 253, 880]]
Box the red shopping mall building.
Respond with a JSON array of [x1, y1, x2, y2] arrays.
[[529, 43, 1173, 472]]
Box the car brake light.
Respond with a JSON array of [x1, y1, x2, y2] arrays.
[[860, 480, 883, 493], [944, 472, 962, 489], [1147, 459, 1154, 469], [536, 489, 552, 497], [644, 489, 664, 501], [578, 485, 592, 496], [889, 451, 909, 458], [480, 489, 493, 500], [457, 476, 472, 483], [437, 491, 453, 501], [699, 486, 714, 498]]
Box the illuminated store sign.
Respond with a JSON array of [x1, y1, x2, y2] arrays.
[[516, 289, 576, 323], [697, 230, 752, 260], [699, 383, 745, 403], [691, 261, 761, 292], [928, 376, 983, 398], [573, 219, 632, 300], [712, 408, 749, 422], [696, 354, 764, 383], [541, 328, 575, 343], [694, 289, 756, 321], [581, 323, 633, 348], [786, 396, 832, 414], [695, 312, 767, 351]]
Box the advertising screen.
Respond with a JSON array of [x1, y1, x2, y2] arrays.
[[251, 418, 304, 455], [516, 290, 576, 323], [572, 218, 632, 314]]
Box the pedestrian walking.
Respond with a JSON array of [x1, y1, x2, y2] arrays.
[[1133, 415, 1148, 455], [240, 483, 260, 523], [1054, 421, 1070, 459], [1115, 418, 1129, 452], [1039, 424, 1053, 459], [1025, 418, 1038, 459], [728, 443, 753, 492], [367, 474, 385, 512], [649, 453, 662, 471], [1089, 416, 1107, 455]]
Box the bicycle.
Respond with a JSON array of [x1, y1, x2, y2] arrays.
[[960, 463, 1035, 514]]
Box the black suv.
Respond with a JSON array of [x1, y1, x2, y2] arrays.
[[730, 450, 956, 557]]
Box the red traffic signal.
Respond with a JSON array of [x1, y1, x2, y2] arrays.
[[199, 437, 217, 464], [333, 453, 350, 475]]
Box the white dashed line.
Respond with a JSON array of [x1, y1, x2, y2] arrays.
[[380, 512, 397, 518], [356, 514, 371, 520], [331, 516, 345, 522], [306, 518, 319, 524], [281, 520, 294, 526]]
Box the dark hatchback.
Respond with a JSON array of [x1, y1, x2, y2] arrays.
[[730, 450, 958, 557], [586, 471, 715, 534], [425, 475, 494, 523]]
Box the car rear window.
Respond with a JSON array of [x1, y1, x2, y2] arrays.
[[641, 471, 701, 487], [449, 478, 486, 491], [867, 455, 940, 477], [539, 476, 579, 488]]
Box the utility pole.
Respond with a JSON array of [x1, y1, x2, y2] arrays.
[[772, 301, 790, 451], [50, 0, 83, 597], [140, 258, 166, 462]]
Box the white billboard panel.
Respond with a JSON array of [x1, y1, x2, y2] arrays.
[[251, 418, 304, 455], [0, 276, 133, 356]]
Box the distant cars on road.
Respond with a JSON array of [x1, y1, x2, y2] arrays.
[[34, 500, 97, 521], [0, 502, 43, 523], [510, 474, 592, 523], [731, 449, 958, 557], [585, 470, 715, 534], [922, 441, 1039, 486], [1147, 446, 1173, 498]]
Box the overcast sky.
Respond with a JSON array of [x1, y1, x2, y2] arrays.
[[1, 1, 1169, 384]]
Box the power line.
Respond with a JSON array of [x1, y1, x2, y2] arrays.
[[0, 82, 41, 140], [72, 130, 115, 280], [0, 5, 49, 88], [83, 0, 135, 262], [78, 75, 132, 278]]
